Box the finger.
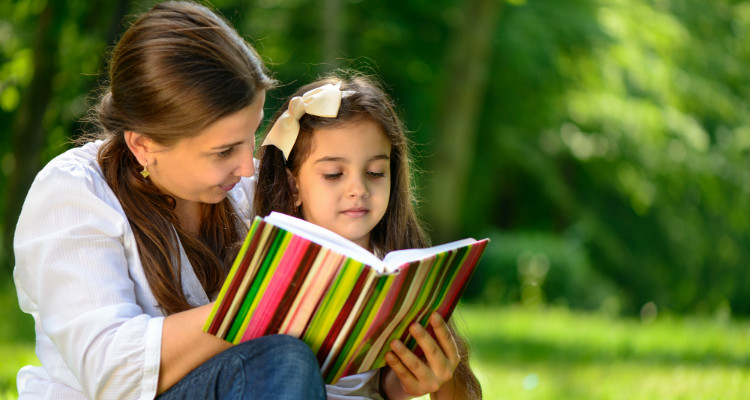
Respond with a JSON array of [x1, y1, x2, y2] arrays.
[[409, 321, 453, 381], [384, 347, 425, 395], [429, 313, 460, 367], [389, 338, 438, 388]]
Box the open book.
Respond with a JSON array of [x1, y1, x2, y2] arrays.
[[203, 212, 489, 384]]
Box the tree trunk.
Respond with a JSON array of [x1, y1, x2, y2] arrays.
[[1, 0, 129, 272], [323, 0, 343, 70], [425, 0, 501, 242], [2, 1, 62, 272]]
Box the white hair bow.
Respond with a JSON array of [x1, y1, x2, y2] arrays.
[[262, 82, 352, 160]]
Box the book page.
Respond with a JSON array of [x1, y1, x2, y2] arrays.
[[265, 212, 384, 270], [381, 238, 478, 274], [266, 212, 482, 275]]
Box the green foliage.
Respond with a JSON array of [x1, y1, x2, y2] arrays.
[[0, 0, 747, 316], [463, 0, 749, 314], [0, 281, 35, 398], [0, 343, 36, 399], [465, 230, 617, 310], [1, 1, 747, 397]]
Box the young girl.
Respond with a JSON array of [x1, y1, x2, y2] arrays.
[[254, 75, 482, 399]]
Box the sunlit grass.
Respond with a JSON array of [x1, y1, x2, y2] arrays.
[[0, 343, 36, 400], [1, 282, 748, 399], [0, 280, 36, 400], [456, 304, 750, 400]]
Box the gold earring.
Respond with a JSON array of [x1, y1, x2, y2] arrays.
[[140, 163, 150, 178]]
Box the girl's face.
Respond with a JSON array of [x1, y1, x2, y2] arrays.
[[292, 118, 392, 250], [147, 91, 265, 209]]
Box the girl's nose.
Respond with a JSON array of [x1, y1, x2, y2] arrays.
[[348, 175, 369, 198]]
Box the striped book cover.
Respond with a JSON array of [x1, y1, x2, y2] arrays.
[[203, 212, 489, 384]]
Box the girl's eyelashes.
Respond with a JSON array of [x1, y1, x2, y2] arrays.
[[322, 171, 386, 180], [323, 172, 343, 180]]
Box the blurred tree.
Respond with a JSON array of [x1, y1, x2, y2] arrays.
[[464, 0, 749, 314], [0, 0, 747, 316], [424, 0, 503, 243], [3, 1, 63, 272], [323, 0, 343, 69], [0, 0, 130, 273]]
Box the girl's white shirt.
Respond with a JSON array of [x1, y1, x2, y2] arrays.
[[13, 141, 381, 400]]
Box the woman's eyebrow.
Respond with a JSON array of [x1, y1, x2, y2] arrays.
[[209, 140, 244, 150]]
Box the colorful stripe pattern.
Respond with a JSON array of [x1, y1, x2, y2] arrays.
[[203, 216, 488, 384]]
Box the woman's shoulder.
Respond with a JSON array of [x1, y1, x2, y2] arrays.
[[38, 141, 104, 181], [31, 141, 118, 204], [16, 139, 129, 245]]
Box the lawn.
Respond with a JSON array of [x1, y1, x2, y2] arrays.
[[1, 281, 748, 399], [457, 305, 750, 400]]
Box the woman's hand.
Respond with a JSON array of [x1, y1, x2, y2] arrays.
[[380, 312, 460, 400]]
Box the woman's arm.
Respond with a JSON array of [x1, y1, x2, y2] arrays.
[[158, 170, 263, 393], [157, 304, 233, 394], [14, 154, 233, 399]]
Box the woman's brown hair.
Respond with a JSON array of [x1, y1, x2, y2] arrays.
[[254, 73, 481, 398], [86, 1, 275, 315]]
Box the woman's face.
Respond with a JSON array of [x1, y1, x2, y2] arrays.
[[147, 91, 265, 208]]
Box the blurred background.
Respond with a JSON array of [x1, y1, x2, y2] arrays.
[[0, 0, 748, 398]]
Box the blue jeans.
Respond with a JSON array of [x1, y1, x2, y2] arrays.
[[157, 335, 326, 400]]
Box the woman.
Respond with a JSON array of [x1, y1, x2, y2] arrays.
[[13, 2, 380, 399]]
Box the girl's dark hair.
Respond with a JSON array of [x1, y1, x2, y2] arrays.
[[254, 74, 429, 254], [86, 1, 275, 315], [254, 73, 481, 398]]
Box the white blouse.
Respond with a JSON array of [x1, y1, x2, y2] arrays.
[[14, 142, 382, 400]]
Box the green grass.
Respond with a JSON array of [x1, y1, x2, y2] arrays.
[[2, 281, 748, 399], [455, 304, 750, 400], [1, 280, 35, 400]]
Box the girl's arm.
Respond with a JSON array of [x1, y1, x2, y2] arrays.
[[157, 303, 232, 394], [380, 313, 465, 400]]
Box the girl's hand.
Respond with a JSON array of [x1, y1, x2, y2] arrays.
[[380, 312, 460, 400]]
